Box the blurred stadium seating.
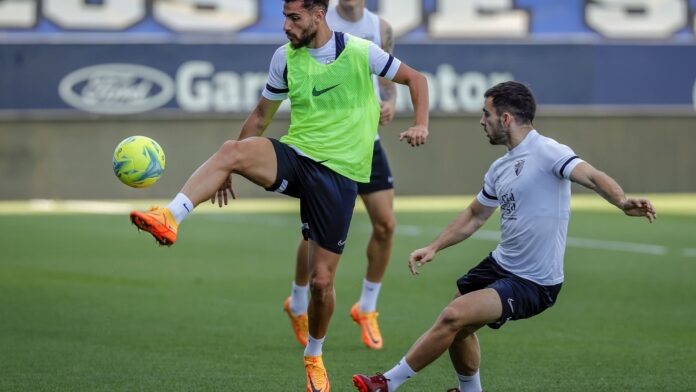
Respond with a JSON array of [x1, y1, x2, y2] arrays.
[[1, 0, 695, 199]]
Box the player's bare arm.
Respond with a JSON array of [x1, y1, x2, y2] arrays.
[[378, 17, 396, 126], [391, 63, 429, 147], [238, 97, 282, 140], [409, 199, 497, 275], [570, 161, 656, 222]]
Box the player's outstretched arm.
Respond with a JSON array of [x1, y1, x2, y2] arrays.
[[570, 161, 657, 222], [409, 199, 497, 275], [391, 63, 429, 147]]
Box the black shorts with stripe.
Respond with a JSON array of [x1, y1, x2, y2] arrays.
[[457, 254, 562, 329], [265, 138, 357, 254]]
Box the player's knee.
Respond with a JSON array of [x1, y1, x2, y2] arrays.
[[372, 216, 396, 242], [438, 305, 466, 333], [216, 140, 246, 171], [309, 275, 333, 299]]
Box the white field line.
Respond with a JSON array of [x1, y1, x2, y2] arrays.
[[0, 199, 682, 257], [683, 249, 696, 257], [203, 215, 672, 257]]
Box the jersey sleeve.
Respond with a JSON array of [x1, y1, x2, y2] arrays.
[[367, 41, 401, 80], [476, 169, 500, 207], [548, 143, 584, 180], [262, 46, 289, 101]]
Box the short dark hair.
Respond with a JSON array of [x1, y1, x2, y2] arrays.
[[484, 81, 536, 125], [283, 0, 329, 12]]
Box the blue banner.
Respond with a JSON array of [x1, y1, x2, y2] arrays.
[[1, 42, 694, 115]]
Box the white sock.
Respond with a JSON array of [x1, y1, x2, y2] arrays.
[[290, 281, 309, 315], [359, 279, 381, 312], [457, 371, 482, 392], [304, 334, 325, 357], [383, 357, 416, 391], [166, 193, 194, 224]]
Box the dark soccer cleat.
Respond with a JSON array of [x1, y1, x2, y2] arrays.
[[352, 373, 388, 392]]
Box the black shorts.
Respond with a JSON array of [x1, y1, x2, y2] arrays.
[[357, 139, 394, 194], [456, 254, 562, 329], [266, 138, 357, 254]]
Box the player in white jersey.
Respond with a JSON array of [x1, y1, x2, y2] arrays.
[[283, 0, 399, 351], [352, 81, 656, 392]]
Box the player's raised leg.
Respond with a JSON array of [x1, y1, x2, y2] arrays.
[[350, 188, 395, 350], [130, 137, 277, 245]]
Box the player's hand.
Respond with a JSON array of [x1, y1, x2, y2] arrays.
[[620, 198, 657, 223], [408, 246, 436, 275], [210, 175, 236, 208], [399, 124, 428, 147], [379, 101, 396, 126]]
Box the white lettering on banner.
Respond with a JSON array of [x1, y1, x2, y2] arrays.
[[586, 0, 687, 39], [395, 65, 513, 113], [430, 0, 529, 38], [4, 0, 696, 38], [155, 0, 257, 32], [176, 61, 267, 112], [44, 0, 145, 29], [59, 64, 175, 114], [0, 0, 36, 28], [59, 62, 510, 115]]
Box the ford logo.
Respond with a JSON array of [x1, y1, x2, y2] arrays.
[[59, 63, 175, 115]]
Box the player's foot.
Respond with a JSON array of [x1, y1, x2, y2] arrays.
[[305, 355, 330, 392], [130, 206, 178, 246], [446, 389, 460, 392], [352, 373, 388, 392], [350, 303, 383, 350], [284, 297, 308, 346]]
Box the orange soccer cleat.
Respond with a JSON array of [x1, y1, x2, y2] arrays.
[[130, 206, 178, 246], [305, 355, 330, 392], [284, 297, 309, 347], [350, 303, 383, 350]]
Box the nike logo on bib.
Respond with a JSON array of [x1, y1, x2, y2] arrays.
[[312, 84, 340, 96]]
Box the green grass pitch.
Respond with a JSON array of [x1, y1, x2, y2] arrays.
[[1, 204, 695, 391]]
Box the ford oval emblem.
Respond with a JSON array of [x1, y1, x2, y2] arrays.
[[58, 63, 175, 115]]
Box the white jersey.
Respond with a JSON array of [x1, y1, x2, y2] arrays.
[[476, 130, 583, 286], [326, 6, 382, 98]]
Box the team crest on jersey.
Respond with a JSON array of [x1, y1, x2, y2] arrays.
[[514, 159, 525, 176]]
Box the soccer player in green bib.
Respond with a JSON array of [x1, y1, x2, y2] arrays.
[[129, 0, 429, 391]]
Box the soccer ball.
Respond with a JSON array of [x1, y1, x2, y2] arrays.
[[112, 136, 166, 188]]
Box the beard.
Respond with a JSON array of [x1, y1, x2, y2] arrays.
[[486, 121, 510, 145], [289, 27, 317, 49]]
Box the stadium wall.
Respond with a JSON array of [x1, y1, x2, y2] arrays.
[[0, 114, 693, 200]]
